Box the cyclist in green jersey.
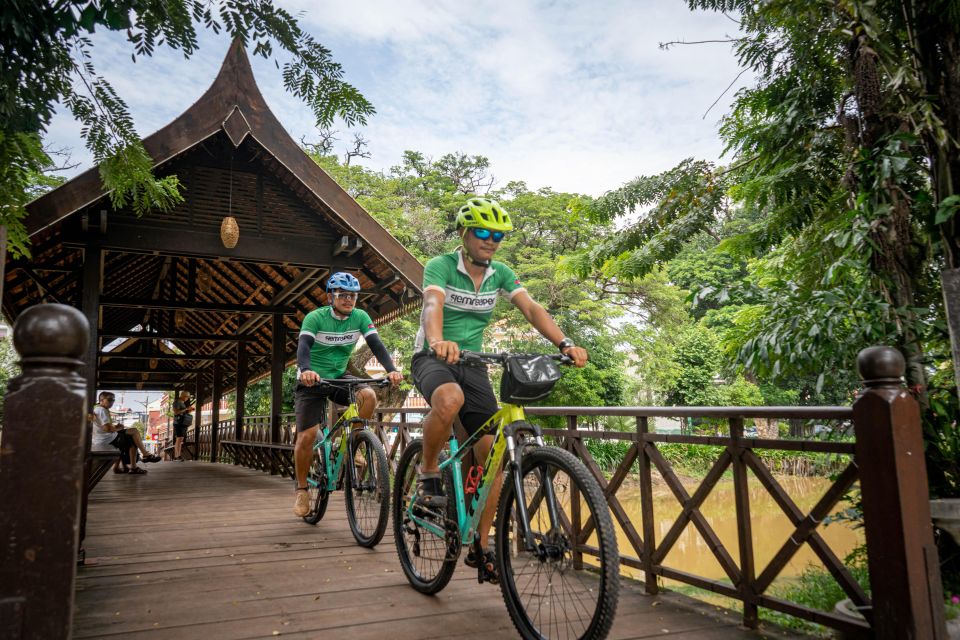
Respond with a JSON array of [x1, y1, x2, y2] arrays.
[[411, 197, 588, 582], [293, 272, 403, 517]]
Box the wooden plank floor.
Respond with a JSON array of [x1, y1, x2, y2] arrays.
[[75, 461, 805, 639]]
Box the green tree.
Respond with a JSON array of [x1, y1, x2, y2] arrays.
[[1, 1, 374, 257]]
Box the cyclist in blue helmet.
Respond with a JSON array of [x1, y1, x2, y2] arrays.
[[292, 271, 403, 517]]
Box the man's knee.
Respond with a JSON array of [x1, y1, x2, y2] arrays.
[[357, 387, 377, 407], [295, 426, 318, 450], [430, 384, 464, 420]]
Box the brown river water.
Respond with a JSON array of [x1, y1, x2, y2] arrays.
[[585, 475, 863, 585]]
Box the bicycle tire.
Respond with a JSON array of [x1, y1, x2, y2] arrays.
[[392, 439, 458, 594], [496, 443, 620, 640], [344, 429, 391, 547], [303, 448, 330, 525]]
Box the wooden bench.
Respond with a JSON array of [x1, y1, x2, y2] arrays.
[[162, 439, 197, 461], [78, 449, 120, 565]]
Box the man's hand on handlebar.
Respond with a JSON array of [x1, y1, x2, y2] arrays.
[[387, 370, 403, 386], [562, 345, 589, 368], [299, 369, 320, 386], [430, 340, 460, 364]]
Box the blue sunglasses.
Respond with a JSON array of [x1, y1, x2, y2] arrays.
[[471, 228, 506, 242]]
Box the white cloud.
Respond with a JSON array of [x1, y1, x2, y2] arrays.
[[43, 0, 750, 197]]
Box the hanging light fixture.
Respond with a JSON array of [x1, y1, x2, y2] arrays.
[[220, 156, 239, 248], [174, 309, 186, 329], [149, 357, 158, 370]]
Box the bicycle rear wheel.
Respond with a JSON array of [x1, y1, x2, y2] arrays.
[[303, 448, 329, 525], [392, 439, 458, 594], [344, 429, 390, 547], [496, 444, 619, 640]]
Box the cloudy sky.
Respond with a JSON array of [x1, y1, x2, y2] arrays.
[[45, 0, 748, 197]]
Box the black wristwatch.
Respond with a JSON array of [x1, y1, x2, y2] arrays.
[[557, 338, 575, 352]]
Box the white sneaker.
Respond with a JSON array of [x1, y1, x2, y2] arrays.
[[293, 490, 310, 517]]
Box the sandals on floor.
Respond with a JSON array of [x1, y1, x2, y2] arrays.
[[143, 454, 162, 463], [128, 467, 148, 475], [113, 467, 128, 474]]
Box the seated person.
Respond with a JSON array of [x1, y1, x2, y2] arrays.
[[91, 391, 161, 474]]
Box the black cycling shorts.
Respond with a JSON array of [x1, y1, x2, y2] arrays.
[[411, 351, 498, 436], [294, 375, 367, 433], [173, 421, 188, 438]]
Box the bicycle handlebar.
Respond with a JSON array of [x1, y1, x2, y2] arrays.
[[308, 377, 392, 390], [457, 350, 574, 366]]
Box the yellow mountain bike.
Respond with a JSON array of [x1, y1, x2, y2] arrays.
[[303, 377, 391, 548], [392, 351, 620, 640]]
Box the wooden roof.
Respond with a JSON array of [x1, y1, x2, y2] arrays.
[[5, 39, 424, 392]]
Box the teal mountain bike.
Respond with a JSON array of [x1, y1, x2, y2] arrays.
[[393, 351, 620, 640], [303, 377, 391, 548]]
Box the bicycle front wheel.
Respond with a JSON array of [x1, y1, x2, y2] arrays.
[[392, 439, 458, 594], [496, 445, 620, 640], [303, 448, 329, 525], [344, 429, 390, 547]]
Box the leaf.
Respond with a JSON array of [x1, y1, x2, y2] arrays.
[[935, 195, 960, 225]]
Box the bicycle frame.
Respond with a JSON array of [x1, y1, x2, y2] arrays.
[[311, 403, 364, 493], [407, 402, 563, 553]]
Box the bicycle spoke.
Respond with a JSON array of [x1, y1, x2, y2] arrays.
[[498, 446, 618, 640]]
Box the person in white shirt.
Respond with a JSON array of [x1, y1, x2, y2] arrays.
[[91, 391, 161, 474]]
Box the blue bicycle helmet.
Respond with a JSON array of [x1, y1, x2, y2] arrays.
[[326, 272, 361, 292]]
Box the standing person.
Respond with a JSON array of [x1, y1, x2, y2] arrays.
[[90, 391, 161, 474], [171, 390, 194, 461], [411, 197, 589, 583], [292, 272, 403, 517]]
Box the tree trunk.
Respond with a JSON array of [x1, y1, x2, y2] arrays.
[[348, 344, 410, 410], [849, 33, 929, 401]]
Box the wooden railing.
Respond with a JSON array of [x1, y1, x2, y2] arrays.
[[215, 354, 946, 638], [0, 305, 945, 638]]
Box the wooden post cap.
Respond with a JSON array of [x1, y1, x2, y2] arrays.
[[12, 303, 89, 360], [857, 345, 905, 386]]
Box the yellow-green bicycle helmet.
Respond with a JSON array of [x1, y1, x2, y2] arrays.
[[455, 198, 513, 232]]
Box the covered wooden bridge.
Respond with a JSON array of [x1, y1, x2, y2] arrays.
[[0, 40, 949, 640], [4, 37, 423, 440]]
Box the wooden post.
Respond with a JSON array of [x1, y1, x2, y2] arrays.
[[0, 304, 89, 640], [566, 414, 583, 570], [270, 313, 285, 474], [77, 246, 101, 559], [235, 341, 247, 441], [210, 360, 221, 463], [194, 375, 204, 459], [637, 416, 658, 595], [729, 416, 758, 628], [853, 346, 947, 639]]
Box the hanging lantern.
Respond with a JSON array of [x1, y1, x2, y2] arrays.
[[220, 215, 239, 248], [175, 309, 186, 329], [149, 357, 158, 370], [197, 268, 212, 294]]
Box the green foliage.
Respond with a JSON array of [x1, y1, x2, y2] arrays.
[[1, 0, 373, 253], [763, 545, 870, 634], [243, 366, 298, 415], [0, 334, 21, 424]]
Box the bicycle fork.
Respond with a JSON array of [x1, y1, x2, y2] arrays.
[[504, 422, 563, 555]]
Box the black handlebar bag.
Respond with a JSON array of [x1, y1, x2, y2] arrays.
[[500, 355, 562, 403]]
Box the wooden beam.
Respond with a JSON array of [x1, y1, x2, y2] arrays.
[[98, 352, 233, 362], [99, 297, 293, 314], [65, 221, 364, 268], [100, 330, 255, 342]]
